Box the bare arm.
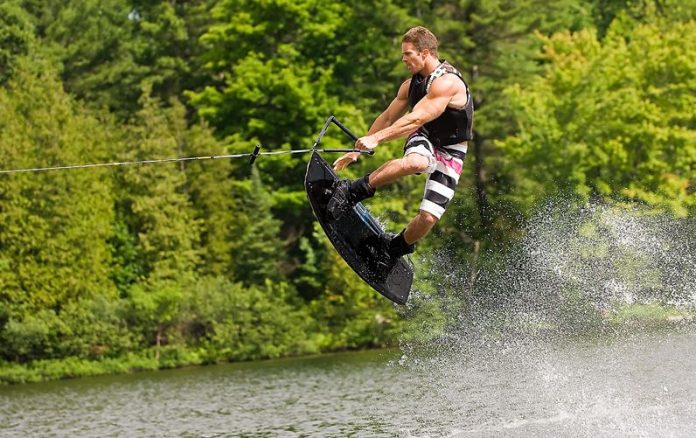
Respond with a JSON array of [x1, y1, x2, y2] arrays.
[[333, 80, 411, 171], [357, 75, 463, 149], [366, 80, 411, 134]]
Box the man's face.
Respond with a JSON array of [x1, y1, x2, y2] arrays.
[[402, 42, 427, 75]]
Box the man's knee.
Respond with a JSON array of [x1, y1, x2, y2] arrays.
[[401, 153, 431, 174]]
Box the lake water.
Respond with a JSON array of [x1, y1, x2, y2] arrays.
[[3, 204, 694, 437], [2, 328, 695, 437]]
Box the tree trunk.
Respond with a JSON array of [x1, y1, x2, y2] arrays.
[[155, 326, 162, 362], [473, 137, 491, 230]]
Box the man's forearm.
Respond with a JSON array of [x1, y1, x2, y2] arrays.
[[367, 111, 396, 135], [373, 112, 423, 144]]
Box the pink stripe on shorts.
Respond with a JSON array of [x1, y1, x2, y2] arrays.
[[403, 133, 467, 219]]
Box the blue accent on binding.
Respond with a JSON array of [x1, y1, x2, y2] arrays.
[[355, 203, 382, 235]]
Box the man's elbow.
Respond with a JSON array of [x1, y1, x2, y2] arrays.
[[378, 111, 396, 127], [411, 107, 444, 128], [408, 113, 427, 128]]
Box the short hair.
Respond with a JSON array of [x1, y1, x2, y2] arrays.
[[402, 26, 439, 58]]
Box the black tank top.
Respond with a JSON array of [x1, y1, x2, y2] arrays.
[[407, 61, 474, 147]]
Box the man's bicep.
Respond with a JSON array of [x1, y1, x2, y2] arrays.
[[383, 81, 411, 122], [411, 93, 451, 124], [411, 78, 458, 123], [386, 95, 409, 119], [392, 80, 412, 114]]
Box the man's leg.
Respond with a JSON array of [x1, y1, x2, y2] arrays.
[[387, 210, 438, 258], [386, 141, 466, 259], [328, 153, 431, 220], [368, 153, 431, 188], [404, 210, 439, 244]]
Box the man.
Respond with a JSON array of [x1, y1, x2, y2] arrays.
[[329, 26, 474, 260]]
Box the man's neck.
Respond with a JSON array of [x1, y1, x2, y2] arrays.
[[419, 57, 442, 77]]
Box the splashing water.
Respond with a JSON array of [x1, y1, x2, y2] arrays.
[[399, 199, 696, 358], [521, 202, 696, 309], [387, 200, 696, 435]]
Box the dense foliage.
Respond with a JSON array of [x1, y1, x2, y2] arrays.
[[0, 0, 693, 383]]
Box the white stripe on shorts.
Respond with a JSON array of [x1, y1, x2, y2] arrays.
[[405, 143, 432, 157], [420, 199, 446, 219], [425, 179, 455, 199], [444, 142, 468, 154]]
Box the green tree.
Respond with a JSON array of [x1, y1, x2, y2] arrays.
[[35, 0, 143, 115], [188, 0, 373, 287], [179, 122, 237, 278], [0, 1, 34, 85], [115, 95, 201, 283], [112, 95, 205, 357], [308, 243, 400, 350], [128, 0, 215, 105], [128, 280, 184, 361], [184, 277, 316, 361], [592, 0, 696, 38], [497, 22, 696, 216], [24, 0, 215, 117], [229, 168, 285, 286], [187, 0, 349, 141], [0, 65, 117, 360]]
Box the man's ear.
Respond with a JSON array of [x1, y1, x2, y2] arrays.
[[421, 48, 430, 59]]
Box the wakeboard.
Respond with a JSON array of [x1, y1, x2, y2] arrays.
[[304, 152, 413, 305]]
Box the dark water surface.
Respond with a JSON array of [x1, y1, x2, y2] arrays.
[[2, 329, 696, 437]]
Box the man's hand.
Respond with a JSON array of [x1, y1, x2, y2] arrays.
[[333, 152, 360, 172], [333, 134, 380, 172], [355, 135, 379, 151]]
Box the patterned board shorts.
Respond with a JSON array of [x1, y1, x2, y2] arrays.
[[403, 132, 467, 219]]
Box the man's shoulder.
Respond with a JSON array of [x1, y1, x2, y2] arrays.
[[429, 73, 465, 96], [397, 78, 412, 98]]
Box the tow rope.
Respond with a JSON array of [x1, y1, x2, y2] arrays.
[[0, 115, 371, 175]]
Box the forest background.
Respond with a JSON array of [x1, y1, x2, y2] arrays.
[[0, 0, 694, 383]]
